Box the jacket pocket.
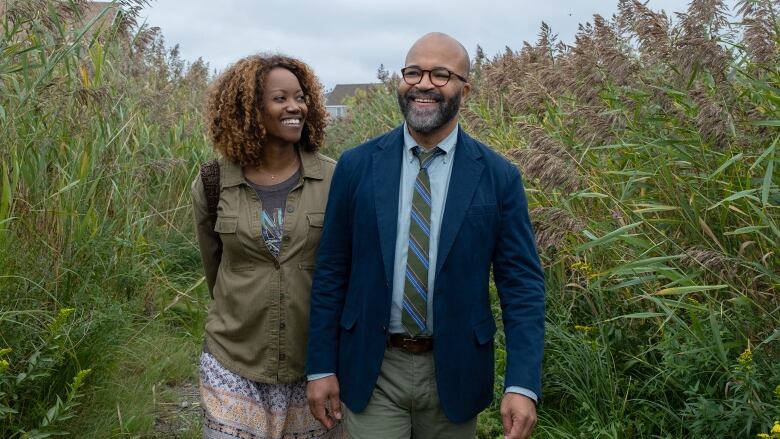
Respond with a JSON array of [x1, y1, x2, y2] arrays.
[[466, 204, 497, 216], [214, 216, 255, 272], [473, 318, 497, 345], [301, 212, 325, 262]]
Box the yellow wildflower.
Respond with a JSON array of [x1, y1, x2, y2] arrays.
[[756, 434, 769, 439], [774, 384, 780, 399], [48, 307, 76, 333], [687, 297, 700, 306], [0, 348, 11, 356], [572, 261, 592, 273], [0, 359, 9, 374], [574, 325, 594, 333], [737, 348, 752, 367], [71, 368, 92, 389], [58, 308, 75, 319], [771, 421, 780, 434]]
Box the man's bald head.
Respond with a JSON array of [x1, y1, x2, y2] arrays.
[[405, 32, 470, 78]]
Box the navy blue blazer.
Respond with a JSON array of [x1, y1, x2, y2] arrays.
[[306, 125, 545, 423]]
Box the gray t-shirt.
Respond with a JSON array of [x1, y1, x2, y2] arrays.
[[247, 170, 301, 258]]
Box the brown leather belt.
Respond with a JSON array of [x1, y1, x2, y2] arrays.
[[387, 334, 433, 354]]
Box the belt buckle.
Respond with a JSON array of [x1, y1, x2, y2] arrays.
[[401, 336, 417, 349]]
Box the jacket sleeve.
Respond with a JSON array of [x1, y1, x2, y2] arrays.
[[191, 175, 220, 299], [306, 152, 354, 375], [492, 163, 546, 398]]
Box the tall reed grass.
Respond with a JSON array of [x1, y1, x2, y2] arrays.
[[1, 1, 210, 436], [328, 1, 780, 437]]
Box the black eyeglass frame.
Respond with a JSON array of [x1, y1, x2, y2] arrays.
[[400, 66, 468, 87]]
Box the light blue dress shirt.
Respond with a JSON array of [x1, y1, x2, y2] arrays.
[[388, 123, 458, 335], [309, 123, 537, 403]]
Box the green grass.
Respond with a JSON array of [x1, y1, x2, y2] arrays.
[[69, 316, 203, 438]]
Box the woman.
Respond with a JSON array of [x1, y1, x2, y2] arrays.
[[192, 54, 343, 438]]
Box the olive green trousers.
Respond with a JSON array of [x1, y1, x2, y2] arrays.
[[343, 347, 477, 439]]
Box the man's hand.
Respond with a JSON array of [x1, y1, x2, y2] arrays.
[[306, 375, 342, 429], [500, 393, 537, 439]]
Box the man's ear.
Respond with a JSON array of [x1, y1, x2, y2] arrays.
[[461, 82, 473, 104]]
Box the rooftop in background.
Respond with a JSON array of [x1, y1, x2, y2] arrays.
[[326, 83, 382, 106], [325, 83, 383, 119]]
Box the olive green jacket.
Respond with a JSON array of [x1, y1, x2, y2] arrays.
[[191, 150, 336, 383]]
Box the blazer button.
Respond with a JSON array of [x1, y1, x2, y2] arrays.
[[279, 353, 286, 361], [282, 235, 290, 242], [286, 205, 295, 213], [274, 261, 280, 269]]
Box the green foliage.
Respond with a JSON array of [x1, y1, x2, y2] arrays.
[[327, 1, 780, 437], [1, 0, 210, 435], [321, 83, 402, 158]]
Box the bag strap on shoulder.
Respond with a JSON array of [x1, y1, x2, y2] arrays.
[[200, 159, 223, 261], [200, 159, 220, 227]]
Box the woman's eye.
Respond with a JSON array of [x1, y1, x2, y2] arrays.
[[296, 95, 306, 102]]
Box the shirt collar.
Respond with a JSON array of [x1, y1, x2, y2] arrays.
[[403, 122, 458, 158], [220, 147, 324, 188]]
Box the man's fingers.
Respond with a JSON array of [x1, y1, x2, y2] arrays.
[[310, 399, 333, 429], [519, 416, 537, 439], [500, 407, 512, 436], [328, 393, 342, 421]]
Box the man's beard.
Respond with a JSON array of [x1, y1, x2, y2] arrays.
[[397, 88, 461, 134]]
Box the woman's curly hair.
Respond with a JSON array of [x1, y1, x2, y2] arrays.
[[205, 54, 327, 165]]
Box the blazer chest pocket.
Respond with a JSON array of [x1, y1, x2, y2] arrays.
[[214, 216, 255, 272], [466, 204, 497, 217]]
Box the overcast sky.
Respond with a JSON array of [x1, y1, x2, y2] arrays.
[[138, 0, 739, 90]]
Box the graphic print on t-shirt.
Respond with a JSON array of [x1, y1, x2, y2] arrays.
[[261, 208, 284, 258]]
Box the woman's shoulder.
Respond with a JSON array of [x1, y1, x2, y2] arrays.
[[314, 152, 336, 167]]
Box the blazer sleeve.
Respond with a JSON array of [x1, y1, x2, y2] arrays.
[[492, 163, 546, 398], [306, 152, 354, 375], [191, 175, 220, 299]]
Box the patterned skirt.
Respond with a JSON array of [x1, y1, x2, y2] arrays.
[[199, 350, 346, 439]]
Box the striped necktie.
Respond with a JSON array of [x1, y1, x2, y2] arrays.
[[402, 146, 443, 336]]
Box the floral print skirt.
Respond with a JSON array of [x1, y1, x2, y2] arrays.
[[199, 350, 346, 439]]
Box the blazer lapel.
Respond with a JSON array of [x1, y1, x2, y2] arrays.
[[373, 126, 404, 286], [436, 128, 484, 277]]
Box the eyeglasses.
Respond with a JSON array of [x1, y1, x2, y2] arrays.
[[401, 67, 468, 87]]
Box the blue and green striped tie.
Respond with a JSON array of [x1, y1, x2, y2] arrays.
[[402, 146, 443, 336]]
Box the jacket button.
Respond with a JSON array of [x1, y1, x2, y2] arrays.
[[286, 206, 294, 213], [280, 322, 286, 329], [274, 261, 280, 269], [279, 353, 286, 361], [282, 235, 290, 242]]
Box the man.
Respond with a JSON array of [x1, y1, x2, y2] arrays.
[[306, 32, 545, 439]]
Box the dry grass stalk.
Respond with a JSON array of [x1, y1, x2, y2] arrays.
[[509, 123, 582, 193], [737, 0, 779, 68], [690, 85, 733, 149], [674, 0, 731, 83], [620, 0, 674, 65], [2, 0, 88, 32], [681, 246, 736, 277], [530, 207, 586, 250], [507, 148, 578, 193]]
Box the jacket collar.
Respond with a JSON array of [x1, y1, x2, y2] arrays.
[[219, 147, 324, 188]]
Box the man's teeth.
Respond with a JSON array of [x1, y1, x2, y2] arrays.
[[282, 119, 301, 126], [414, 98, 437, 103]]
